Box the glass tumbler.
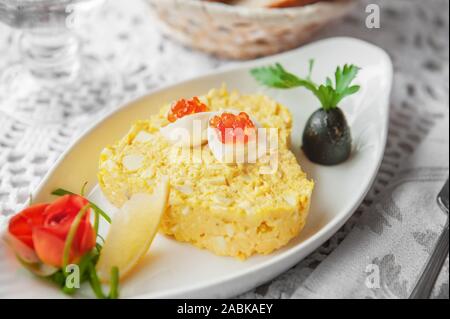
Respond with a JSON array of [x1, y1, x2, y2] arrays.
[[0, 0, 120, 124]]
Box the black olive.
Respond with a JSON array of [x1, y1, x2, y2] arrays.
[[302, 107, 352, 165]]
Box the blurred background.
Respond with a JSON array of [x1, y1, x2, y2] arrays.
[[0, 0, 448, 298]]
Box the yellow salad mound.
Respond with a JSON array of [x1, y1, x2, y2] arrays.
[[98, 87, 314, 259]]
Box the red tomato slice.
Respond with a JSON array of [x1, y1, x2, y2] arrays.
[[8, 203, 49, 249], [32, 227, 71, 268]]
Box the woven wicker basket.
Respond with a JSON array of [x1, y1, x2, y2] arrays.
[[146, 0, 356, 59]]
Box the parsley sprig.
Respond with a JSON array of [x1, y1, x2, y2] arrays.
[[250, 60, 361, 111]]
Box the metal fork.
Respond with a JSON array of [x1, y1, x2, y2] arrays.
[[410, 178, 449, 299]]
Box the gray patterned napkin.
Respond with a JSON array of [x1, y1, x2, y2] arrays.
[[292, 112, 449, 299]]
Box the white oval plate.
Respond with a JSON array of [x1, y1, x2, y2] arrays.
[[0, 37, 392, 299]]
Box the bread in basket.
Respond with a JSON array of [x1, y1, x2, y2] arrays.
[[146, 0, 356, 59]]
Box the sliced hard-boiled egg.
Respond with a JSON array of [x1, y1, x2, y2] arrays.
[[122, 154, 144, 171], [160, 112, 213, 147], [207, 110, 270, 164], [160, 97, 211, 147], [134, 130, 154, 143]]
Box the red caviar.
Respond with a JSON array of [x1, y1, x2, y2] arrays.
[[167, 97, 209, 122], [209, 112, 256, 144]]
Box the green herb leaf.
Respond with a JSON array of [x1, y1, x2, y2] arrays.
[[62, 204, 90, 273], [52, 188, 111, 224], [49, 270, 66, 287], [331, 64, 361, 107], [250, 63, 316, 91], [78, 253, 95, 282], [95, 242, 103, 254], [251, 61, 361, 110], [108, 267, 120, 299], [93, 205, 100, 238], [80, 182, 88, 197], [88, 262, 106, 299]]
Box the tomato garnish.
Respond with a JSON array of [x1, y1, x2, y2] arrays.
[[167, 97, 209, 122], [8, 195, 95, 268], [209, 112, 256, 144]]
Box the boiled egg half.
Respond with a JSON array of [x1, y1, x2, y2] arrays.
[[160, 97, 212, 147], [207, 110, 269, 164]]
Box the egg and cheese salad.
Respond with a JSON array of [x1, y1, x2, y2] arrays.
[[98, 87, 314, 259]]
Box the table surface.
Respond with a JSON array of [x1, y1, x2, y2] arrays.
[[0, 0, 448, 299]]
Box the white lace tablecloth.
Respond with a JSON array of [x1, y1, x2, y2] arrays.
[[0, 0, 448, 299]]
